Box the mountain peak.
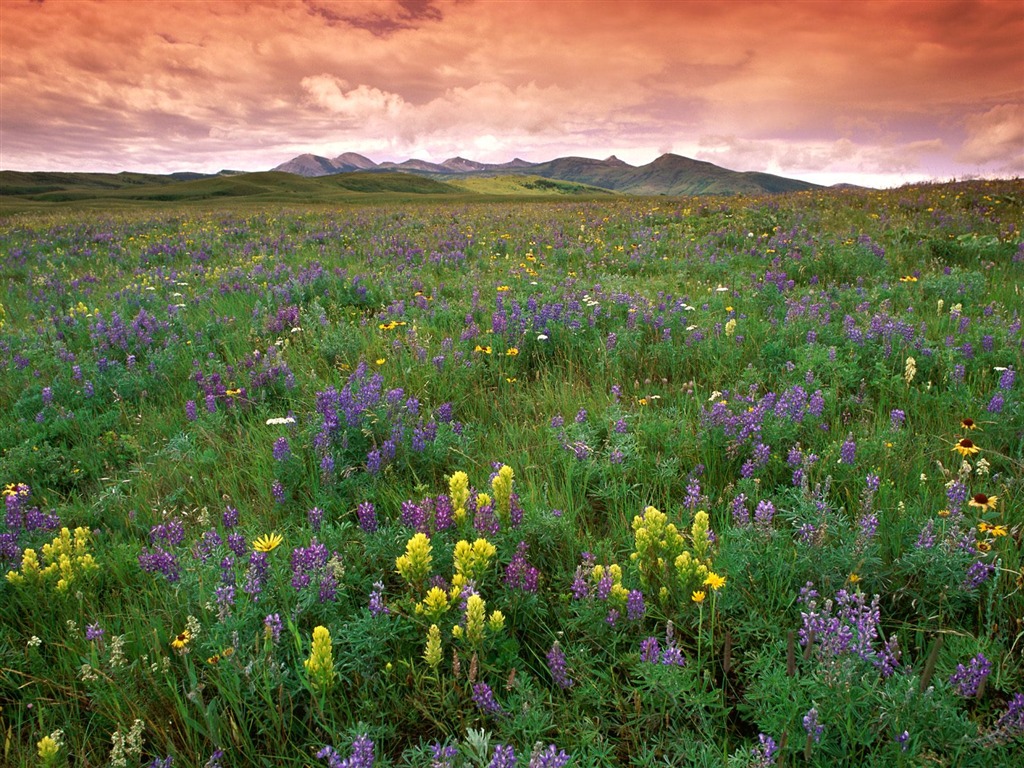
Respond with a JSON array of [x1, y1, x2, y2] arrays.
[[603, 155, 632, 167]]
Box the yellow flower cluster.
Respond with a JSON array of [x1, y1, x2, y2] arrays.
[[6, 527, 99, 592], [491, 464, 514, 525], [631, 507, 718, 606], [453, 538, 497, 583], [416, 586, 451, 621], [449, 471, 470, 525], [452, 593, 504, 646], [396, 533, 433, 587], [304, 625, 335, 691], [630, 506, 687, 593], [423, 624, 442, 668]]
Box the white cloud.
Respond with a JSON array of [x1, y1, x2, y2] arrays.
[[959, 104, 1024, 171]]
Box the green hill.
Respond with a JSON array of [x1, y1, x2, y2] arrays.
[[0, 170, 468, 211]]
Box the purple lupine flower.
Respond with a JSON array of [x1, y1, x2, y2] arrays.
[[684, 479, 702, 511], [754, 500, 775, 529], [963, 561, 995, 590], [214, 585, 235, 615], [839, 434, 856, 465], [204, 748, 225, 768], [150, 519, 185, 547], [263, 613, 282, 643], [226, 532, 246, 557], [751, 734, 778, 767], [504, 542, 540, 593], [859, 513, 879, 540], [242, 551, 269, 598], [946, 480, 968, 511], [640, 637, 661, 663], [0, 534, 19, 569], [803, 708, 823, 743], [185, 400, 197, 421], [661, 644, 686, 667], [528, 745, 571, 768], [368, 580, 389, 616], [876, 634, 902, 677], [85, 622, 104, 641], [366, 449, 382, 475], [430, 743, 459, 768], [574, 408, 587, 424], [614, 418, 628, 434], [205, 393, 217, 413], [999, 368, 1016, 390], [222, 505, 239, 529], [732, 493, 750, 526], [308, 506, 324, 531], [994, 693, 1024, 739], [626, 589, 645, 621], [949, 653, 992, 697], [271, 480, 286, 504], [889, 409, 905, 429], [320, 453, 335, 479], [318, 571, 337, 603], [896, 731, 910, 752], [489, 745, 516, 768], [272, 437, 291, 461], [317, 735, 374, 768], [291, 538, 329, 590], [988, 393, 1004, 413], [41, 386, 53, 406], [916, 520, 936, 549], [356, 501, 378, 533], [472, 682, 505, 715], [138, 547, 180, 582], [547, 642, 573, 689]]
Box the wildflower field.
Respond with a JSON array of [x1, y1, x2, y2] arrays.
[[1, 181, 1023, 767]]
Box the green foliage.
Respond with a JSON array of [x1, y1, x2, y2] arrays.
[[0, 181, 1021, 765]]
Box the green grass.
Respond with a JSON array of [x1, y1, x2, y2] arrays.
[[0, 180, 1022, 767]]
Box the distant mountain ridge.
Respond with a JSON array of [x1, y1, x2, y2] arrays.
[[271, 152, 821, 195]]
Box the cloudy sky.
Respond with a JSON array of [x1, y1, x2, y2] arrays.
[[2, 0, 1022, 187]]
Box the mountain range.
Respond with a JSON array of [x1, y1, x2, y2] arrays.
[[272, 152, 823, 196]]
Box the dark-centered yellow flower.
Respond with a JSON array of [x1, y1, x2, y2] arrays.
[[952, 438, 980, 457]]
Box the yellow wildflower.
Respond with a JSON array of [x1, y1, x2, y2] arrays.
[[417, 586, 450, 621], [952, 438, 980, 457], [450, 471, 469, 524], [465, 594, 486, 645], [453, 538, 496, 582], [424, 624, 442, 668], [304, 625, 335, 691], [396, 533, 433, 586], [968, 493, 998, 511], [703, 572, 726, 590], [253, 532, 283, 552], [488, 610, 505, 632], [491, 464, 514, 524], [171, 629, 192, 652], [692, 590, 706, 604]]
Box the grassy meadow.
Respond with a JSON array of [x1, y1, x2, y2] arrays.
[[1, 181, 1022, 767]]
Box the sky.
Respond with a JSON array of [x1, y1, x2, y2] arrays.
[[1, 0, 1022, 188]]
